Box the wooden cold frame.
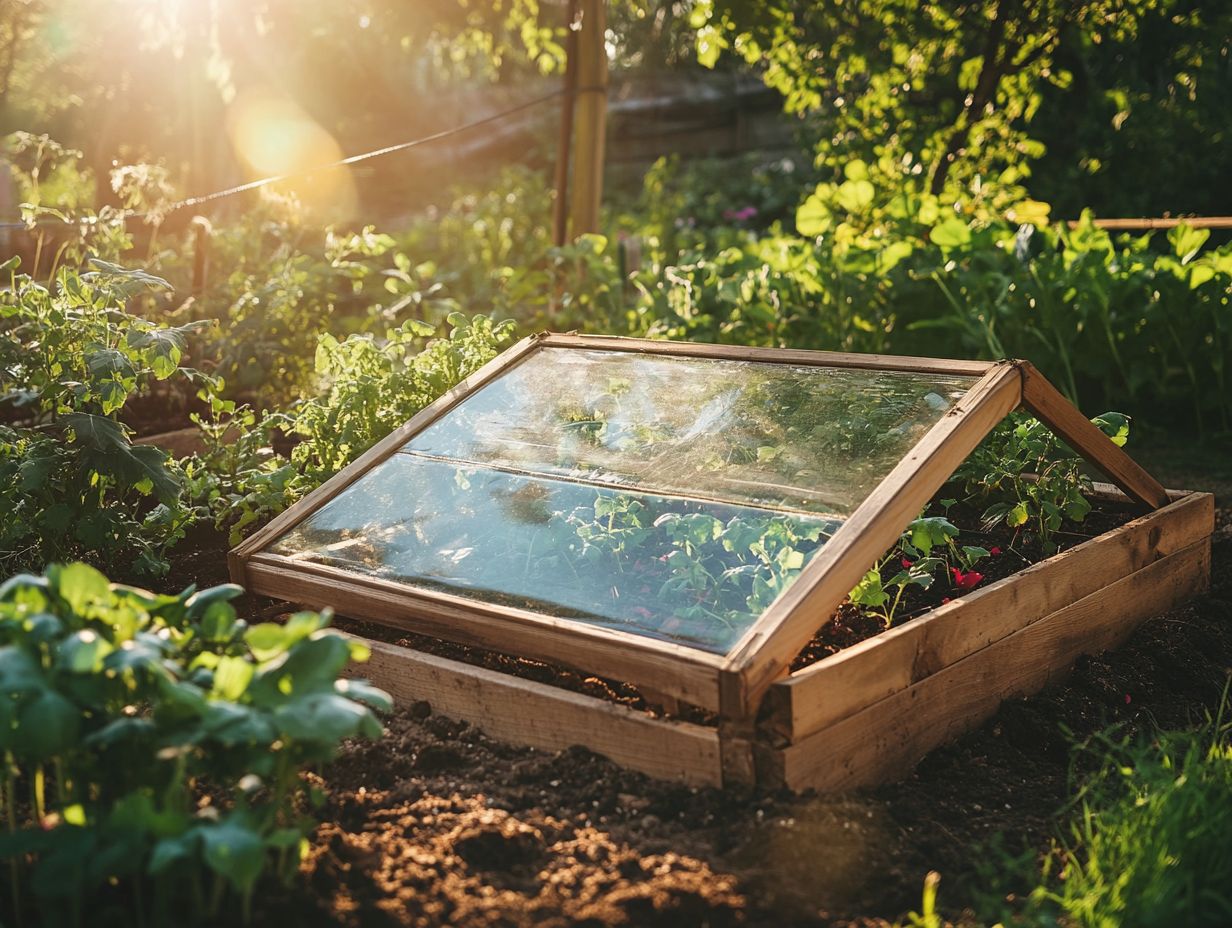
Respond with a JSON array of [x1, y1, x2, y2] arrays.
[[231, 334, 1184, 778], [333, 483, 1212, 789]]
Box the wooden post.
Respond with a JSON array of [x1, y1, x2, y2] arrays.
[[552, 0, 580, 247], [190, 215, 211, 297], [568, 0, 607, 238]]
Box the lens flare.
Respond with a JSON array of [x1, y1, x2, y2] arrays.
[[226, 88, 357, 220]]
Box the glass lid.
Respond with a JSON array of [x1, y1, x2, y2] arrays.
[[268, 347, 978, 654]]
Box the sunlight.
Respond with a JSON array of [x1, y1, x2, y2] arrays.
[[225, 87, 358, 219]]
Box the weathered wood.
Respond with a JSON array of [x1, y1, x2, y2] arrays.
[[230, 334, 547, 584], [246, 554, 725, 712], [347, 635, 723, 787], [762, 538, 1210, 793], [1019, 361, 1169, 509], [551, 0, 580, 247], [762, 491, 1214, 741], [540, 334, 995, 377], [724, 362, 1024, 716], [568, 0, 607, 236]]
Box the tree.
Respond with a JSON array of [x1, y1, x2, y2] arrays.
[[693, 0, 1149, 211]]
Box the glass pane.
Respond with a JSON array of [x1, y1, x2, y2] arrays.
[[269, 346, 979, 655], [270, 456, 840, 654], [405, 348, 976, 516]]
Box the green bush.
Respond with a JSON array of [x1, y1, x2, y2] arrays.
[[0, 563, 389, 926], [0, 258, 207, 576]]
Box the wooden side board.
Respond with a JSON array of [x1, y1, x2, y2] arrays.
[[540, 334, 996, 377], [247, 554, 726, 712], [758, 536, 1211, 793], [761, 491, 1215, 742], [346, 635, 724, 787]]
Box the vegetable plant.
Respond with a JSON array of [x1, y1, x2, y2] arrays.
[[849, 516, 990, 626], [954, 410, 1131, 553], [0, 257, 208, 575], [0, 563, 389, 927]]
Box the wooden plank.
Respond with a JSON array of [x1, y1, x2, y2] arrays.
[[764, 538, 1210, 793], [347, 635, 723, 787], [230, 334, 547, 583], [245, 555, 725, 712], [724, 362, 1024, 716], [540, 334, 995, 377], [135, 426, 208, 459], [1019, 361, 1169, 509], [763, 491, 1214, 741]]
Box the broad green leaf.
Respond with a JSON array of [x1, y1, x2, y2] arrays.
[[1168, 223, 1209, 264], [834, 178, 875, 213], [200, 817, 265, 894], [213, 656, 255, 701], [274, 692, 383, 744], [53, 562, 111, 615], [14, 690, 79, 757], [1006, 501, 1030, 527], [61, 413, 180, 501], [796, 190, 833, 237], [930, 219, 972, 249]]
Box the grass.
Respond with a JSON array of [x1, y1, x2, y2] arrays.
[[974, 689, 1232, 928]]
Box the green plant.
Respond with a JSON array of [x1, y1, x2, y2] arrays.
[[954, 410, 1130, 554], [0, 562, 389, 927], [0, 258, 207, 575], [849, 515, 991, 626], [187, 312, 516, 543], [979, 692, 1232, 928]]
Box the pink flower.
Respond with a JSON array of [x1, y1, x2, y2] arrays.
[[901, 557, 914, 569], [951, 567, 984, 591], [631, 606, 654, 619], [723, 206, 759, 222]]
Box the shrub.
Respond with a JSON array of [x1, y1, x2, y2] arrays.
[[0, 563, 389, 927], [0, 258, 206, 576]]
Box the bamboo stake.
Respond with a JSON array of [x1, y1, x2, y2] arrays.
[[568, 0, 607, 237]]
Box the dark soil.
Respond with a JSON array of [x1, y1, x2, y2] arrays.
[[159, 503, 1232, 926]]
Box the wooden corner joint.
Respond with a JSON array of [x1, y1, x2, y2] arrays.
[[1014, 360, 1169, 510]]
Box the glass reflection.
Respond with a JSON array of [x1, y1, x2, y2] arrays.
[[270, 456, 840, 654], [407, 348, 976, 516]]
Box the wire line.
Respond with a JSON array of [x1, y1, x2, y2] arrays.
[[0, 89, 566, 231]]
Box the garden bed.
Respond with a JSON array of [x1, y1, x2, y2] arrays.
[[321, 484, 1212, 790]]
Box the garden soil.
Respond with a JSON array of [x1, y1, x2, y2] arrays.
[[164, 506, 1232, 927]]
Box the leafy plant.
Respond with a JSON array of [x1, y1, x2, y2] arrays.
[[0, 562, 389, 927], [187, 312, 516, 543], [954, 410, 1130, 553], [849, 515, 991, 626], [0, 258, 207, 575]]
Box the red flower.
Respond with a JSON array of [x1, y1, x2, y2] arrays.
[[901, 557, 914, 569], [940, 597, 952, 605], [989, 546, 1003, 556], [951, 567, 984, 590]]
